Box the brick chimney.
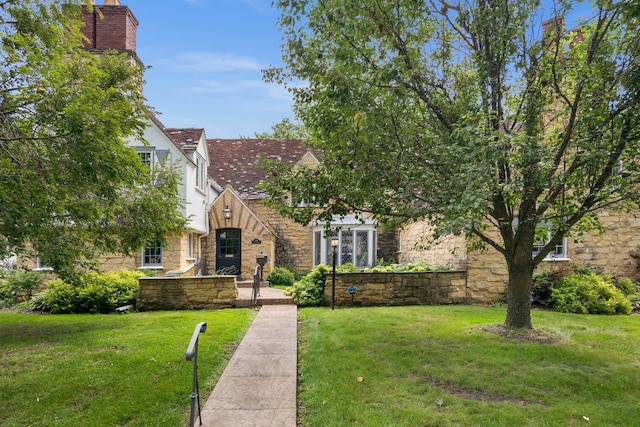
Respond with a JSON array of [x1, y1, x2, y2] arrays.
[[81, 1, 141, 65]]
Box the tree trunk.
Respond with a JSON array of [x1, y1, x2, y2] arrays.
[[504, 233, 536, 329]]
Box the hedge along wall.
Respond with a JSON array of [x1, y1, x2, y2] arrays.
[[323, 271, 468, 307], [137, 276, 237, 311]]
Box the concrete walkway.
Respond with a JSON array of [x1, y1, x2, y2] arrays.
[[200, 305, 297, 427]]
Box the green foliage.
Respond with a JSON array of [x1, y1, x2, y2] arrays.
[[31, 270, 144, 314], [531, 266, 597, 307], [284, 264, 330, 307], [0, 1, 186, 280], [336, 263, 361, 273], [266, 0, 640, 328], [266, 266, 296, 287], [550, 273, 632, 315], [364, 261, 449, 273], [0, 271, 47, 307], [243, 117, 309, 139], [613, 276, 640, 311]]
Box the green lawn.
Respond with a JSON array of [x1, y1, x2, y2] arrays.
[[0, 309, 255, 427], [297, 306, 640, 427], [3, 305, 639, 426]]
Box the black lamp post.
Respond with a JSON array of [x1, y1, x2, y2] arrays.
[[330, 236, 339, 310], [256, 252, 267, 281]]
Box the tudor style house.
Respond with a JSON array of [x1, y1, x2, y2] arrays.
[[25, 1, 637, 304], [202, 139, 398, 280]]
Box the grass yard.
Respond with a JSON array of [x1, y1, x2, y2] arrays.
[[0, 309, 255, 427], [297, 306, 640, 427]]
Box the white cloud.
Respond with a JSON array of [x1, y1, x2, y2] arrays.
[[167, 52, 261, 72]]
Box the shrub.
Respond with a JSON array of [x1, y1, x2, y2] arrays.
[[266, 267, 296, 287], [31, 270, 144, 314], [364, 261, 449, 273], [613, 276, 640, 312], [336, 263, 361, 273], [284, 264, 330, 307], [0, 280, 15, 307], [0, 271, 46, 307], [550, 272, 632, 315], [531, 271, 561, 307]]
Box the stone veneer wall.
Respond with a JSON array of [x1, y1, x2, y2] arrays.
[[323, 271, 467, 307], [205, 193, 277, 280], [137, 276, 237, 311], [97, 234, 190, 276], [245, 200, 313, 275], [467, 210, 640, 301], [399, 221, 467, 269]]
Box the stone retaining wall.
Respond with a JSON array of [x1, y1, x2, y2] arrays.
[[323, 271, 467, 307], [137, 276, 237, 311]]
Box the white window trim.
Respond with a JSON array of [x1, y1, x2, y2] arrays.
[[312, 216, 377, 268], [534, 228, 569, 261], [186, 233, 194, 260], [195, 154, 207, 191], [34, 257, 53, 271], [141, 238, 163, 268]]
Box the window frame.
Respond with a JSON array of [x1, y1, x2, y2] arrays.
[[141, 238, 163, 268], [533, 223, 569, 261], [195, 154, 207, 191], [186, 233, 194, 260], [312, 217, 377, 269]]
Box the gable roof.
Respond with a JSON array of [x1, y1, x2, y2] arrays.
[[207, 138, 320, 199], [165, 128, 205, 154]]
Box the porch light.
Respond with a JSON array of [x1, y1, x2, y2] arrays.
[[223, 206, 231, 222]]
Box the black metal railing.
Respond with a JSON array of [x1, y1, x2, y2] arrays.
[[186, 322, 207, 427]]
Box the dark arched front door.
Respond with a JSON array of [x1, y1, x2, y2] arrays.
[[216, 228, 241, 276]]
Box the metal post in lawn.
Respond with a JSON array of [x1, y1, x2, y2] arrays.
[[186, 322, 207, 427], [330, 236, 339, 310]]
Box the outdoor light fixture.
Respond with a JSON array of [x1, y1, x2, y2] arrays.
[[256, 252, 268, 281], [330, 236, 339, 310], [223, 205, 231, 222]]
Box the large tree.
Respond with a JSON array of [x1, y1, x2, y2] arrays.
[[262, 0, 640, 328], [0, 0, 186, 280]]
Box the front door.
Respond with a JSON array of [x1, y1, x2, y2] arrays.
[[216, 228, 241, 276]]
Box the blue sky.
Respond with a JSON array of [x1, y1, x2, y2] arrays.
[[123, 0, 292, 138], [121, 0, 595, 139]]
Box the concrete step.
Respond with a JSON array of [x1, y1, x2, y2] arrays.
[[236, 280, 270, 288], [233, 286, 295, 308], [234, 297, 295, 308]]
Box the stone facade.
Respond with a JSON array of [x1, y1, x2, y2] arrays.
[[97, 234, 195, 276], [245, 200, 314, 274], [399, 209, 640, 304], [137, 276, 237, 311], [399, 221, 467, 269], [204, 189, 276, 280], [324, 271, 468, 307]]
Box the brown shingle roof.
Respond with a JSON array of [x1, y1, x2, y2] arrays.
[[207, 138, 319, 199], [165, 128, 205, 154]]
